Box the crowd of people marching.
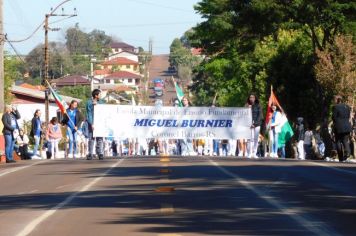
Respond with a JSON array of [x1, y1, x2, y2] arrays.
[[2, 89, 356, 163]]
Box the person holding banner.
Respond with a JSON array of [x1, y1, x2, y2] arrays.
[[62, 100, 83, 158], [268, 104, 282, 158], [86, 89, 105, 160], [246, 94, 263, 158], [180, 96, 196, 156]]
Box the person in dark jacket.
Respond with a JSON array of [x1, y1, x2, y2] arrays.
[[62, 100, 83, 158], [86, 89, 105, 160], [2, 104, 21, 163], [30, 109, 42, 157], [245, 94, 263, 158], [332, 95, 352, 162], [296, 117, 305, 160]]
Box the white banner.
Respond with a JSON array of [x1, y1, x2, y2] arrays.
[[93, 105, 252, 139]]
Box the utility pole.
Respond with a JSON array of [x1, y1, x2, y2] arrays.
[[0, 0, 4, 112], [43, 3, 76, 124]]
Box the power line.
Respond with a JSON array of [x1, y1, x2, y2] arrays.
[[129, 0, 191, 12], [6, 0, 72, 43], [4, 35, 26, 65]]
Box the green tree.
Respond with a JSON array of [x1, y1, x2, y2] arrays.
[[4, 53, 25, 103]]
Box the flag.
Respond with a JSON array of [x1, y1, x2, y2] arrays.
[[172, 77, 184, 107], [46, 80, 68, 114], [266, 88, 294, 148], [265, 89, 283, 126]]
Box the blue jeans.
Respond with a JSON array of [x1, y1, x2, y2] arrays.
[[5, 134, 15, 160], [213, 140, 219, 155], [33, 135, 40, 156], [67, 127, 77, 155]]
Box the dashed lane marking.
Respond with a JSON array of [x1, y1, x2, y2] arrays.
[[160, 203, 175, 214]]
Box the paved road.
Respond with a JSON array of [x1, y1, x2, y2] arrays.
[[0, 157, 355, 236]]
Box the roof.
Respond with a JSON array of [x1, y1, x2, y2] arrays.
[[110, 42, 135, 49], [94, 69, 112, 76], [103, 71, 141, 79], [11, 85, 81, 103], [19, 83, 46, 91], [51, 75, 90, 86], [115, 85, 135, 92], [101, 58, 139, 66]]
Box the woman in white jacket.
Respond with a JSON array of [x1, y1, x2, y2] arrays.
[[268, 105, 282, 157]]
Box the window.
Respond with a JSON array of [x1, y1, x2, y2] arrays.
[[128, 79, 132, 83], [126, 65, 130, 69]]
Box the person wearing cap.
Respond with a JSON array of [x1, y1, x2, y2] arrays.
[[2, 104, 21, 163]]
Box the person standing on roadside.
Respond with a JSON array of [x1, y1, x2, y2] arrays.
[[86, 89, 105, 160], [30, 109, 42, 158], [245, 94, 263, 158], [62, 100, 83, 158], [332, 95, 352, 162], [296, 117, 305, 160], [46, 117, 62, 159], [2, 104, 21, 163]]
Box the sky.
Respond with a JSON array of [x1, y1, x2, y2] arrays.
[[4, 0, 202, 55]]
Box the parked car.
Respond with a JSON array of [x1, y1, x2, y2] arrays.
[[154, 87, 163, 97]]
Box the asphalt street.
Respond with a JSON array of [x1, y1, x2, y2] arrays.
[[0, 157, 355, 236]]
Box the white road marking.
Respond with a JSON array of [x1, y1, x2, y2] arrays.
[[16, 190, 39, 195], [16, 159, 125, 236], [55, 184, 71, 189], [0, 161, 47, 178], [311, 161, 356, 176], [209, 159, 340, 236], [160, 203, 175, 214]]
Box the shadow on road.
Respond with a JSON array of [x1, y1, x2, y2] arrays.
[[1, 158, 356, 235]]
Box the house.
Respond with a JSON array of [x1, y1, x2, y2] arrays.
[[10, 84, 81, 126], [94, 69, 112, 79], [51, 75, 90, 87], [109, 42, 137, 54], [100, 58, 140, 74], [100, 71, 141, 87], [108, 50, 139, 62]]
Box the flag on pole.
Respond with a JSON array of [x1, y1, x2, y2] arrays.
[[131, 95, 136, 106], [266, 88, 294, 148], [46, 80, 68, 114], [172, 77, 184, 107]]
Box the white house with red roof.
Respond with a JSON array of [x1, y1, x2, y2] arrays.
[[101, 71, 141, 87], [100, 58, 139, 74]]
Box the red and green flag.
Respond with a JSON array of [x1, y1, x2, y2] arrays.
[[266, 88, 294, 148], [46, 80, 68, 114]]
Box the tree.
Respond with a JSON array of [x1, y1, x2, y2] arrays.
[[4, 54, 25, 103], [25, 42, 74, 79], [65, 24, 90, 55], [315, 35, 356, 106]]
